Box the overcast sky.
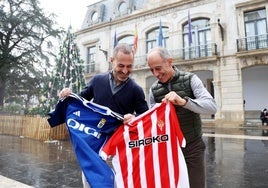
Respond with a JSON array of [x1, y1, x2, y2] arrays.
[[39, 0, 100, 31]]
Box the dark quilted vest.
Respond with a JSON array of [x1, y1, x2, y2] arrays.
[[151, 70, 202, 143]]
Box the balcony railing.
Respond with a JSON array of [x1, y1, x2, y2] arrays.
[[181, 43, 217, 60], [237, 34, 268, 52], [134, 55, 147, 69], [134, 43, 218, 68], [85, 63, 95, 73]]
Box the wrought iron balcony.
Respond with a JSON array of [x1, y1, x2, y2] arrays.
[[133, 43, 218, 69], [237, 34, 268, 52], [179, 43, 217, 60], [85, 63, 96, 74]]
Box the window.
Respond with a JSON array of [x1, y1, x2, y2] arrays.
[[118, 35, 135, 48], [244, 9, 267, 50], [146, 27, 169, 53], [91, 11, 98, 23], [86, 46, 96, 73], [183, 18, 211, 59], [118, 1, 128, 15]]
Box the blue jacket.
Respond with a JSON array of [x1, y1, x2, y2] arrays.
[[80, 72, 149, 115]]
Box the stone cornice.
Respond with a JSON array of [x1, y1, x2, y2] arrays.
[[235, 0, 267, 8]]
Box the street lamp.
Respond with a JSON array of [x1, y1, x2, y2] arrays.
[[99, 46, 108, 61]]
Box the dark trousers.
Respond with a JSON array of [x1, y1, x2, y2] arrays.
[[182, 137, 206, 188], [261, 118, 268, 125]]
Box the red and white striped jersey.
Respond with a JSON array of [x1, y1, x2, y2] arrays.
[[100, 102, 189, 188]]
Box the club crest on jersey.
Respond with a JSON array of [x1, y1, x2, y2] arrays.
[[157, 119, 165, 131], [97, 118, 106, 128]]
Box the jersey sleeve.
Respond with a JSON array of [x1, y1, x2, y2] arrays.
[[47, 98, 69, 127], [100, 125, 124, 160]]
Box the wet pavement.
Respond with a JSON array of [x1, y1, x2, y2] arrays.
[[1, 124, 268, 188], [204, 125, 268, 188], [0, 136, 82, 187]]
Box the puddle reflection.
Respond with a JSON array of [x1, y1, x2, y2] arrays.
[[204, 126, 268, 188]]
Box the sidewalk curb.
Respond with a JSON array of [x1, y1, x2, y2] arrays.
[[0, 175, 34, 188]]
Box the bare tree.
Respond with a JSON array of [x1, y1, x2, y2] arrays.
[[0, 0, 62, 107]]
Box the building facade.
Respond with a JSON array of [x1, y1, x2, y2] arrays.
[[75, 0, 268, 124]]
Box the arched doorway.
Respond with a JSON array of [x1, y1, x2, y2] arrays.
[[242, 65, 268, 119]]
